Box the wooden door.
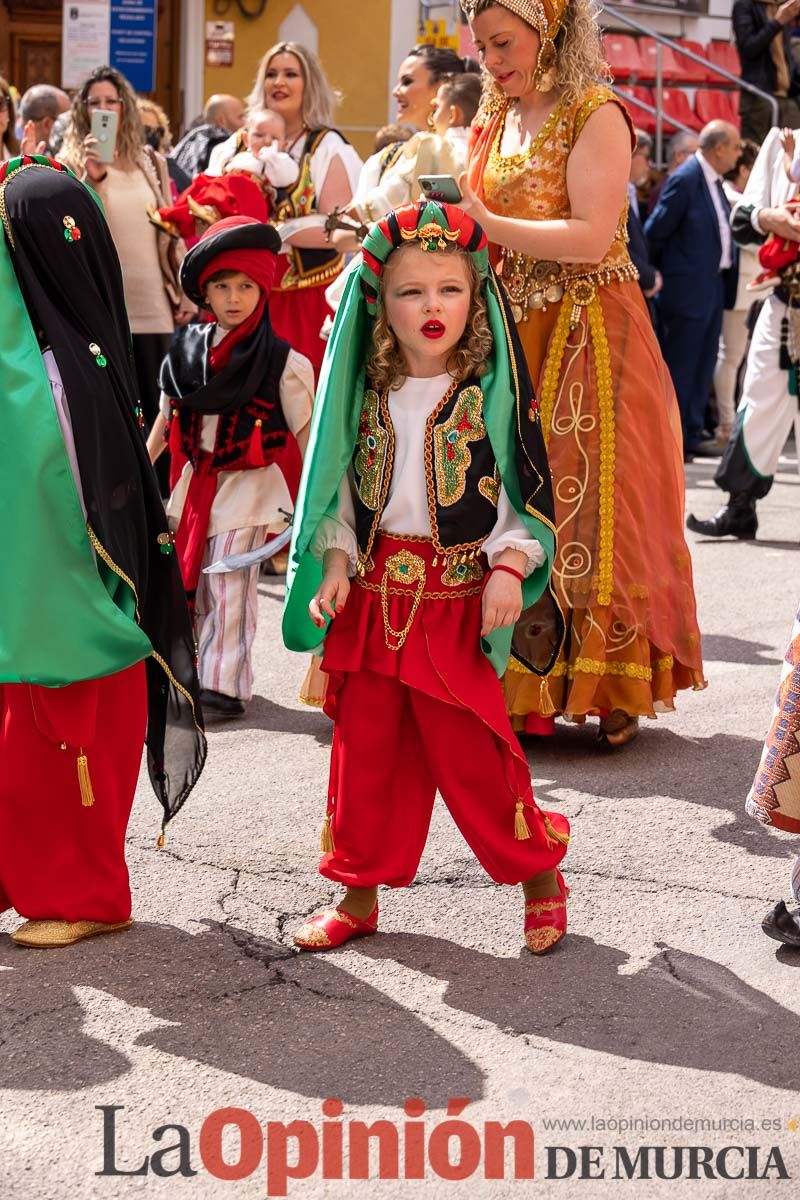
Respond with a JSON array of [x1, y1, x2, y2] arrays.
[[0, 0, 62, 90], [0, 0, 181, 134]]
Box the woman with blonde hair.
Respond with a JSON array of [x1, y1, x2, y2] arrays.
[[462, 0, 705, 746], [210, 41, 361, 378], [59, 66, 193, 490]]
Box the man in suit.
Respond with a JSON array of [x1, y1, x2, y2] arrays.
[[645, 121, 741, 461]]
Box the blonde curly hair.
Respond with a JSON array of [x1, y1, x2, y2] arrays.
[[472, 0, 611, 108], [367, 244, 493, 394]]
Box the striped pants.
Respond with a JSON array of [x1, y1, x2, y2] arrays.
[[195, 525, 268, 701]]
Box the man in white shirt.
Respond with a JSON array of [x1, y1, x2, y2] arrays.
[[688, 127, 800, 539], [645, 121, 741, 460]]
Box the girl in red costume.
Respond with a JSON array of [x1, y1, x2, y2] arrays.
[[283, 201, 571, 955]]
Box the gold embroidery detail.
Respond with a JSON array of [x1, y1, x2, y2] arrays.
[[85, 524, 204, 741], [525, 897, 567, 915], [442, 557, 484, 588], [329, 909, 358, 928], [357, 393, 396, 573], [586, 293, 615, 607], [87, 523, 141, 623], [525, 925, 563, 952], [478, 468, 500, 506], [423, 380, 483, 557], [432, 385, 486, 507], [506, 654, 674, 681], [357, 578, 483, 601], [0, 160, 44, 249], [489, 97, 568, 170], [539, 298, 573, 444], [400, 221, 460, 251], [294, 924, 332, 948], [354, 389, 390, 511], [380, 550, 426, 650]]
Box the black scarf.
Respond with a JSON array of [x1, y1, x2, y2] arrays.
[[159, 302, 289, 415], [1, 159, 206, 829]]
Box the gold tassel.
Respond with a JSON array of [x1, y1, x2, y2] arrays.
[[514, 800, 532, 841], [544, 816, 570, 848], [539, 676, 558, 718], [156, 832, 165, 850], [320, 812, 335, 853], [77, 749, 95, 808]]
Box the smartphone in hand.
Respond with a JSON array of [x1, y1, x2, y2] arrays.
[[90, 109, 118, 164], [418, 175, 463, 204]]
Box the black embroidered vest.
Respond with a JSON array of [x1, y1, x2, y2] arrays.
[[175, 339, 291, 472], [351, 378, 501, 575], [274, 128, 349, 290]]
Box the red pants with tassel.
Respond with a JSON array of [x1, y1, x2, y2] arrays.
[[319, 534, 569, 889], [0, 662, 147, 923]]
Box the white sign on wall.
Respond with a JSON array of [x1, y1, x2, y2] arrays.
[[62, 1, 111, 90]]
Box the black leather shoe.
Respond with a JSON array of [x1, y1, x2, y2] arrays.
[[199, 688, 245, 718], [686, 507, 757, 540], [761, 899, 800, 947]]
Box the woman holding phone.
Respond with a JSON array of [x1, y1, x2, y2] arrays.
[[461, 0, 704, 746], [59, 67, 193, 489]]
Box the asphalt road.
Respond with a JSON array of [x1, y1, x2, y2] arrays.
[[2, 450, 800, 1200]]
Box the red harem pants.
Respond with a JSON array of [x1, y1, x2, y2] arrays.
[[319, 534, 570, 890], [0, 661, 148, 923]]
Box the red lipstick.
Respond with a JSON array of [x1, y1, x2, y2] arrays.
[[421, 320, 445, 340]]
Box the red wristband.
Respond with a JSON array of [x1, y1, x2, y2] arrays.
[[491, 563, 524, 584]]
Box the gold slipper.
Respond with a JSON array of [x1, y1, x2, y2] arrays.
[[11, 918, 133, 948]]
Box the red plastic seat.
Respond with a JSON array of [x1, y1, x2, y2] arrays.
[[674, 39, 711, 83], [695, 89, 741, 129], [660, 87, 703, 132], [705, 41, 741, 83], [618, 86, 656, 134], [638, 37, 690, 83], [603, 33, 644, 82]]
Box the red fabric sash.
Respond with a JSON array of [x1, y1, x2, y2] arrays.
[[174, 452, 218, 597]]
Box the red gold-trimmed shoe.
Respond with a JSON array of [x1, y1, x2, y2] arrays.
[[524, 872, 569, 955], [294, 904, 379, 951]]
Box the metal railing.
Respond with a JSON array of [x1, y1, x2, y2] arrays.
[[601, 7, 779, 164]]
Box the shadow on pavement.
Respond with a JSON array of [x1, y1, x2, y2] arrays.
[[360, 932, 800, 1092], [525, 726, 793, 862], [225, 695, 332, 744], [701, 634, 782, 666], [0, 922, 479, 1105]]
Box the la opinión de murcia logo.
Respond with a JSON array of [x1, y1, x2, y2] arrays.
[[96, 1103, 792, 1191], [97, 1100, 535, 1194]]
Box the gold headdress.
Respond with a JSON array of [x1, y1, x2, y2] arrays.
[[461, 0, 569, 92]]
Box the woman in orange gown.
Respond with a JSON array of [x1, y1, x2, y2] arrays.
[[462, 0, 704, 745]]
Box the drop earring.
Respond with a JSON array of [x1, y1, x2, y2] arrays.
[[534, 40, 558, 94]]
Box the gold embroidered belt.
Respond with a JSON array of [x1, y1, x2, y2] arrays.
[[355, 532, 486, 651], [498, 251, 639, 323]]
